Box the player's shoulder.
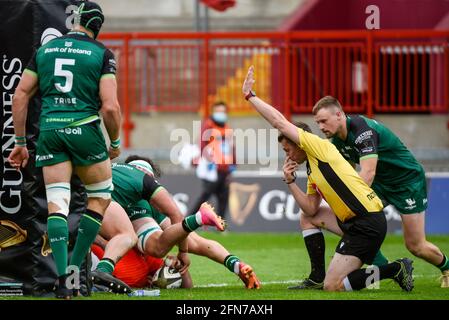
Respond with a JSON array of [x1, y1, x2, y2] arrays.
[[349, 114, 368, 128], [68, 32, 110, 52], [348, 115, 378, 135]]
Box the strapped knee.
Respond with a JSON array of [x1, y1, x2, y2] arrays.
[[136, 221, 161, 254], [85, 178, 113, 199], [46, 183, 71, 216]]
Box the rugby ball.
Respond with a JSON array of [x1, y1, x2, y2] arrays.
[[152, 266, 182, 289]]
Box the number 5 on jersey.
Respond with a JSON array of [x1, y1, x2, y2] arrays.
[[54, 58, 75, 93]]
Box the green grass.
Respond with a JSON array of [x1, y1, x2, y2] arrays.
[[4, 233, 449, 300]]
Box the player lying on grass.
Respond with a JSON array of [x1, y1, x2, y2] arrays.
[[243, 65, 413, 292], [91, 243, 193, 289], [92, 156, 261, 291], [89, 158, 225, 293]]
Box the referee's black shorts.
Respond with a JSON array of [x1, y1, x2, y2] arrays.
[[336, 212, 387, 264]]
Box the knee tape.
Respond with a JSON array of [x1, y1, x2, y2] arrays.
[[136, 221, 161, 253], [45, 182, 71, 216], [85, 178, 113, 199]]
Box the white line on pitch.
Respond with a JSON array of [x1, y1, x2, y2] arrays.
[[195, 275, 428, 288]]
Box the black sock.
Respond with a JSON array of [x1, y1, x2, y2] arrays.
[[346, 262, 401, 290], [303, 230, 325, 282]]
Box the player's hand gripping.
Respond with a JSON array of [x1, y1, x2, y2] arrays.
[[176, 251, 191, 275]]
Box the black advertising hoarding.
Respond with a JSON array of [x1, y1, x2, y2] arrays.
[[160, 173, 411, 234], [0, 0, 89, 296]]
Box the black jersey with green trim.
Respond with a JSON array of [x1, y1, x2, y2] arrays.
[[26, 31, 116, 130], [332, 115, 425, 187]]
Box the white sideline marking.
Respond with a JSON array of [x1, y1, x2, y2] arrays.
[[195, 275, 427, 288]]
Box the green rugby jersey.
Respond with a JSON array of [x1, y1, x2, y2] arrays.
[[25, 31, 116, 130], [127, 200, 168, 224], [111, 163, 164, 209], [332, 115, 425, 187]]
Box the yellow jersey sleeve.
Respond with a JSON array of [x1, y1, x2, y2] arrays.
[[306, 177, 317, 195]]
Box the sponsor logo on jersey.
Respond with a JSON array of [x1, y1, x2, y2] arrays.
[[54, 97, 77, 105], [44, 47, 60, 54], [129, 209, 147, 217], [367, 191, 376, 200], [36, 154, 54, 161], [65, 41, 73, 47], [67, 47, 92, 55], [47, 117, 75, 123], [87, 152, 106, 161], [405, 198, 417, 210], [64, 127, 82, 135], [355, 130, 373, 144], [360, 146, 374, 153]]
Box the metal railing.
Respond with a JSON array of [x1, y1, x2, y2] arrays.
[[99, 30, 449, 147]]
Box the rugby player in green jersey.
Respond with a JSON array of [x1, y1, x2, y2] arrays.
[[308, 95, 448, 288], [8, 1, 122, 299]]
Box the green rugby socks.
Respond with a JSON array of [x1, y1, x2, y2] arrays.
[[96, 258, 115, 274], [47, 214, 69, 277], [224, 254, 240, 274], [69, 209, 103, 268], [182, 214, 202, 232], [372, 250, 389, 266], [437, 254, 449, 272]]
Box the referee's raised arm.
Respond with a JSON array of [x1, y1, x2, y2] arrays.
[[242, 66, 299, 145]]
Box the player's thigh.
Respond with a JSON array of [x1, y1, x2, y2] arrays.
[[42, 161, 73, 184], [66, 122, 111, 184], [100, 201, 134, 239], [75, 159, 112, 186], [325, 253, 362, 290], [301, 201, 343, 236]]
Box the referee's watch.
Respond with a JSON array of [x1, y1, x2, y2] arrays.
[[245, 90, 256, 101]]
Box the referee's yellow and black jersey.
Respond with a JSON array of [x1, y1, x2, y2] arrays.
[[297, 128, 384, 222]]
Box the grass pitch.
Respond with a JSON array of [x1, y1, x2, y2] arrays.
[[4, 233, 449, 300]]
